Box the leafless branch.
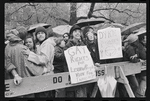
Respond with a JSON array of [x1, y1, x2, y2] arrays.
[[15, 13, 34, 22], [9, 3, 39, 16], [93, 7, 143, 17]]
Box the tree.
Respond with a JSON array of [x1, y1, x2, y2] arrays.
[[5, 3, 146, 28]]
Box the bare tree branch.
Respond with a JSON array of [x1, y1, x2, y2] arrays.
[[87, 3, 95, 18], [47, 14, 69, 24], [9, 3, 39, 16], [15, 13, 34, 22]]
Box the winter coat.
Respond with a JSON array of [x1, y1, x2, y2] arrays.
[[5, 41, 44, 80], [86, 40, 100, 63], [124, 40, 146, 63], [53, 46, 65, 73], [28, 37, 56, 72]]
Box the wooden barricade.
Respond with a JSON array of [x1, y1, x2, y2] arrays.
[[5, 61, 146, 98]]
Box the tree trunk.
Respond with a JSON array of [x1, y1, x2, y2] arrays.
[[87, 3, 95, 18], [70, 3, 77, 25]]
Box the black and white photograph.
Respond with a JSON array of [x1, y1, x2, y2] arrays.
[[4, 3, 146, 98]]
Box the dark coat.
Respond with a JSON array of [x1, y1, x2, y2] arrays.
[[53, 46, 65, 73], [86, 40, 100, 63], [124, 40, 146, 63]]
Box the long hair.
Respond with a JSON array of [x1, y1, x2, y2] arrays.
[[24, 34, 36, 51], [82, 26, 96, 45]]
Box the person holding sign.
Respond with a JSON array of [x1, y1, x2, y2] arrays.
[[83, 26, 102, 97], [64, 25, 87, 97]]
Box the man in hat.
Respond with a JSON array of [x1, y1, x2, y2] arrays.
[[123, 34, 146, 97]]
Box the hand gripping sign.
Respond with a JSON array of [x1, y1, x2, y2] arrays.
[[64, 46, 96, 84]]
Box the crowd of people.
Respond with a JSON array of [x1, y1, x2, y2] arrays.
[[5, 23, 146, 98]]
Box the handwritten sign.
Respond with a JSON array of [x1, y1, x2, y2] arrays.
[[97, 27, 123, 60], [64, 46, 96, 84]]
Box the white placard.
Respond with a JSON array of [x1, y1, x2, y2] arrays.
[[64, 46, 96, 84], [97, 27, 123, 60]]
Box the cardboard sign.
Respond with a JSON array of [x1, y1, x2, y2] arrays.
[[64, 46, 96, 84], [97, 27, 123, 60]]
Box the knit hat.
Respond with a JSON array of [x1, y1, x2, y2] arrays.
[[69, 25, 81, 38], [35, 26, 47, 36], [123, 34, 138, 44]]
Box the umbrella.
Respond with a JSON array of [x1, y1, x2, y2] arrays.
[[135, 29, 146, 36], [100, 23, 125, 30], [121, 22, 146, 35], [52, 25, 72, 35], [27, 23, 51, 33], [74, 18, 105, 28]]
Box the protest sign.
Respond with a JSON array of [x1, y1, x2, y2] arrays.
[[97, 27, 123, 60], [64, 46, 96, 84]]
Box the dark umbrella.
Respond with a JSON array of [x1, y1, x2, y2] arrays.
[[100, 23, 125, 30], [134, 28, 146, 36], [74, 18, 105, 28], [27, 23, 51, 33], [121, 22, 146, 35]]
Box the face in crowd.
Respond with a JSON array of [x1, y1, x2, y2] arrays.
[[36, 31, 46, 42], [72, 29, 81, 40], [63, 33, 69, 42], [142, 35, 146, 45], [25, 37, 34, 50], [86, 28, 95, 41]]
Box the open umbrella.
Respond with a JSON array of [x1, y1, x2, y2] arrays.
[[74, 18, 105, 28], [52, 25, 72, 35], [100, 23, 125, 30], [134, 29, 146, 36], [121, 22, 146, 35], [27, 23, 51, 33]]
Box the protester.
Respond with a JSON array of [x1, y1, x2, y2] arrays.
[[83, 26, 100, 64], [123, 34, 146, 97], [138, 33, 146, 50], [5, 29, 45, 98], [82, 26, 102, 97], [63, 33, 69, 44], [23, 26, 56, 97], [64, 25, 87, 97], [53, 37, 66, 97], [24, 34, 36, 53]]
